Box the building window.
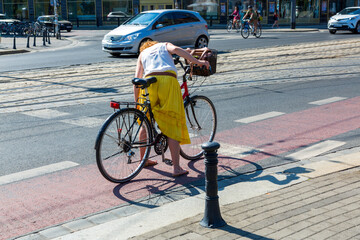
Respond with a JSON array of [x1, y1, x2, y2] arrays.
[[103, 0, 132, 19], [34, 0, 60, 17], [3, 0, 28, 19], [67, 0, 95, 20], [186, 0, 219, 20]]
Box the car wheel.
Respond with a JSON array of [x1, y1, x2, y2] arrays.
[[195, 36, 209, 48], [138, 38, 152, 54], [329, 29, 336, 34], [110, 53, 121, 57], [355, 22, 360, 34], [67, 29, 71, 32]]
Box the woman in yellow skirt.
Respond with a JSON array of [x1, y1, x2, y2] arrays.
[[134, 41, 209, 177]]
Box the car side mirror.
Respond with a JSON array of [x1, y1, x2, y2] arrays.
[[156, 23, 164, 29]]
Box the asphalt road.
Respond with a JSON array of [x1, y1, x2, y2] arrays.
[[1, 30, 360, 239], [0, 28, 359, 72]]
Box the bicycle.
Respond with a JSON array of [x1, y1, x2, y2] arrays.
[[227, 15, 241, 33], [241, 19, 262, 39], [95, 56, 217, 183]]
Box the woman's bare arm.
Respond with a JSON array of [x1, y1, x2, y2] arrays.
[[134, 54, 144, 101], [166, 43, 209, 68]]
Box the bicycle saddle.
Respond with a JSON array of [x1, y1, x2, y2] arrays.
[[132, 77, 157, 89]]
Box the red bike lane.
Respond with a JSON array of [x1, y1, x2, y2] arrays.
[[1, 96, 360, 240]]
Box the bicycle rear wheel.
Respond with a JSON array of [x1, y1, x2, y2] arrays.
[[227, 21, 233, 32], [180, 95, 217, 160], [255, 25, 262, 38], [95, 108, 152, 183], [241, 26, 250, 39]]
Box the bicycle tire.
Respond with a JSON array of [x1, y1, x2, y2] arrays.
[[255, 25, 262, 38], [241, 26, 250, 39], [235, 22, 241, 32], [95, 108, 152, 183], [227, 22, 233, 32], [180, 95, 217, 160]]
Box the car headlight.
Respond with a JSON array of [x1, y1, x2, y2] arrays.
[[123, 33, 140, 41]]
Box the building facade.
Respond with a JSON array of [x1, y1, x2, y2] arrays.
[[1, 0, 359, 25]]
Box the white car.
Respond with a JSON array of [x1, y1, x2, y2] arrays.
[[102, 9, 209, 57], [328, 7, 360, 34]]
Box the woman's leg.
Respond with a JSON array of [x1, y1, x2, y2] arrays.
[[168, 137, 188, 176], [140, 127, 157, 167]]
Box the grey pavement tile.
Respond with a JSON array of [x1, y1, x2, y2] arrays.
[[287, 220, 314, 232], [38, 225, 71, 239], [160, 227, 194, 239], [86, 211, 118, 224], [327, 221, 355, 233], [306, 214, 331, 224], [308, 221, 333, 233], [308, 229, 337, 240], [15, 233, 46, 240], [175, 232, 208, 240], [267, 219, 296, 231], [61, 218, 95, 232], [267, 228, 294, 239], [109, 205, 148, 217]]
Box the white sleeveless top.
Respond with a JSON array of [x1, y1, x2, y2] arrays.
[[141, 43, 177, 77]]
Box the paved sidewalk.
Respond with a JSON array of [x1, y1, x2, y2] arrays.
[[14, 148, 360, 240], [0, 33, 73, 55]]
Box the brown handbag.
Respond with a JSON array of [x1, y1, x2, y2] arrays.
[[187, 48, 217, 76]]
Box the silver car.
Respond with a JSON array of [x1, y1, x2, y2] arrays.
[[102, 9, 210, 57]]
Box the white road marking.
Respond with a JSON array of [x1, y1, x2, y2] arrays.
[[286, 140, 346, 161], [0, 161, 79, 185], [22, 109, 70, 119], [235, 111, 285, 124], [60, 116, 104, 128], [309, 97, 347, 105], [218, 142, 262, 158]]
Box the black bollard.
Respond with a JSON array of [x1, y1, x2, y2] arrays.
[[200, 142, 226, 228], [43, 29, 46, 46], [26, 34, 30, 48], [13, 33, 16, 49], [33, 33, 36, 47], [48, 30, 51, 44]]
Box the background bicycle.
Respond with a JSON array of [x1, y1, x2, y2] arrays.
[[241, 20, 262, 39], [227, 15, 241, 33], [95, 55, 217, 183]]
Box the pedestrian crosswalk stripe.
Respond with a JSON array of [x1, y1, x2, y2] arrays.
[[0, 161, 79, 185], [309, 97, 347, 105], [60, 116, 104, 128], [286, 140, 346, 161], [217, 142, 262, 159], [234, 111, 285, 124], [22, 109, 70, 119]]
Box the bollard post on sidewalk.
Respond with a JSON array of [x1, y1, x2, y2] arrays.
[[13, 32, 16, 50], [43, 29, 46, 46], [200, 141, 226, 228], [48, 29, 51, 44], [26, 34, 30, 48], [33, 33, 36, 47]]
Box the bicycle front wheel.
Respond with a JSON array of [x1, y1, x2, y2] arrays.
[[180, 95, 217, 160], [95, 108, 152, 183], [241, 26, 250, 39], [227, 22, 233, 32]]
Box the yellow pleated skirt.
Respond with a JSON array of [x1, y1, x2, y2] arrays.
[[138, 71, 190, 145]]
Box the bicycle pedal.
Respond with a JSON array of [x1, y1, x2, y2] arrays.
[[164, 158, 173, 166]]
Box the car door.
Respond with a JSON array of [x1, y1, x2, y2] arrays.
[[151, 13, 179, 45], [172, 12, 199, 46]]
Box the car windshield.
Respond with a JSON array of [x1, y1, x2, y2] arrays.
[[124, 12, 159, 26], [338, 8, 360, 15]]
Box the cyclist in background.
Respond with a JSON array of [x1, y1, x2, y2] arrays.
[[231, 6, 241, 29], [243, 5, 258, 35]]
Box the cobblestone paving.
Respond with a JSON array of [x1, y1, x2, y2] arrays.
[[130, 167, 360, 240], [1, 38, 360, 113]]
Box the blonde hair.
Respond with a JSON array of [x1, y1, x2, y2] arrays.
[[139, 40, 159, 53]]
